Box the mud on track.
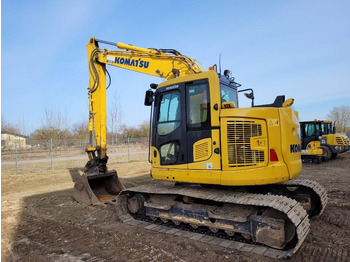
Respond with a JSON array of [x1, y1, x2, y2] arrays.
[[2, 151, 350, 261]]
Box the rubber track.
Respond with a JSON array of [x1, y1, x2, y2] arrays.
[[116, 184, 310, 259], [280, 179, 328, 216]]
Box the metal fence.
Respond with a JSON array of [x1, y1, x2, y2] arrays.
[[1, 137, 149, 174]]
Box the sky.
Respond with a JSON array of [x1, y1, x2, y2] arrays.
[[2, 0, 350, 135]]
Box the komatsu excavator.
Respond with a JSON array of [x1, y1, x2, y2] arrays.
[[73, 37, 327, 258], [300, 120, 350, 163]]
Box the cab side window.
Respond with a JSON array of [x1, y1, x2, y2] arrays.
[[305, 124, 315, 137], [187, 83, 210, 128], [220, 83, 238, 107]]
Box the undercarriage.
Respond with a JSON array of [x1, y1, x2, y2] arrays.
[[116, 179, 327, 259]]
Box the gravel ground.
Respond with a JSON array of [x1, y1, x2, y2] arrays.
[[2, 151, 350, 261]]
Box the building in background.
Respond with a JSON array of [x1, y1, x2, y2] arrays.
[[1, 133, 27, 150]]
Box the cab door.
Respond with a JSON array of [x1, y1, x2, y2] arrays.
[[152, 77, 216, 168], [185, 79, 212, 163], [152, 84, 187, 167]]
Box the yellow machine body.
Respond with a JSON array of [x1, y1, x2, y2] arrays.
[[323, 133, 349, 149], [302, 141, 324, 155], [150, 71, 301, 186]]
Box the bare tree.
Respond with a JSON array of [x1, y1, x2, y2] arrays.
[[1, 115, 23, 135], [42, 107, 68, 130], [72, 120, 89, 140], [108, 90, 123, 145], [327, 105, 350, 133], [138, 120, 150, 138], [30, 108, 70, 141], [120, 121, 150, 139]]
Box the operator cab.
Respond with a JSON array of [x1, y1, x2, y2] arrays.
[[144, 70, 241, 167]]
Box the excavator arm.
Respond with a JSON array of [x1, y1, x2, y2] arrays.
[[74, 37, 204, 204], [86, 37, 203, 171]]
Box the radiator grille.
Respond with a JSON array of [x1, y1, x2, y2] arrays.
[[227, 120, 265, 167], [335, 136, 346, 145]]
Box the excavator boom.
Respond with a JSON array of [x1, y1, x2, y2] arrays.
[[92, 37, 203, 80], [74, 37, 205, 205]]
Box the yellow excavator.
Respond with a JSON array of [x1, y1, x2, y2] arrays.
[[300, 120, 350, 163], [73, 37, 327, 259]]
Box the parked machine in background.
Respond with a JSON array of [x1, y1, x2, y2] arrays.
[[73, 37, 328, 258], [300, 120, 350, 163]]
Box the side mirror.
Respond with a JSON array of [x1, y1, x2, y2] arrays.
[[144, 90, 153, 106], [238, 88, 255, 107]]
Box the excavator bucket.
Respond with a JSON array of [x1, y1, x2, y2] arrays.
[[73, 170, 125, 205]]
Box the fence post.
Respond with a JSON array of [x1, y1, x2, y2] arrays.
[[50, 138, 53, 170], [15, 142, 18, 174], [127, 136, 130, 162]]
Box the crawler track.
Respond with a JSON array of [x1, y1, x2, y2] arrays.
[[116, 183, 310, 259], [246, 178, 328, 218], [280, 179, 328, 217]]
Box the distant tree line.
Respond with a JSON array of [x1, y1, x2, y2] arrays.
[[2, 105, 349, 141], [327, 105, 350, 133], [1, 116, 26, 137], [2, 92, 151, 141], [2, 114, 149, 142]]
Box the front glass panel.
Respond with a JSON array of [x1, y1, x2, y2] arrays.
[[305, 123, 315, 137], [321, 123, 333, 134], [220, 83, 238, 107], [157, 91, 181, 135], [160, 142, 180, 165]]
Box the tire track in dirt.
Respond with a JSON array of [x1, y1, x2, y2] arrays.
[[13, 211, 138, 261], [11, 204, 222, 262], [319, 210, 350, 228], [294, 244, 349, 262]]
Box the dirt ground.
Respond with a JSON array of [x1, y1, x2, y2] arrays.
[[2, 151, 350, 262]]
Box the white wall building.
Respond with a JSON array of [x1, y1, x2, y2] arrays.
[[1, 133, 27, 150]]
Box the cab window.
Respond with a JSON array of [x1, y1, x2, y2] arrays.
[[157, 91, 181, 135], [187, 83, 210, 128], [160, 142, 179, 165], [305, 123, 316, 137], [220, 83, 238, 107]]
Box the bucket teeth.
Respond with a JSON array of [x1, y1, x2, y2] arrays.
[[73, 170, 124, 205]]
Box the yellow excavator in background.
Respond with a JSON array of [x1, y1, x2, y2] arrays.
[[300, 120, 350, 163], [73, 37, 328, 258]]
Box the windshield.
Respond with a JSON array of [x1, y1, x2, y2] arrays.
[[321, 122, 333, 134], [220, 83, 238, 107], [157, 91, 181, 135]]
